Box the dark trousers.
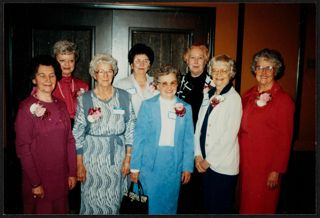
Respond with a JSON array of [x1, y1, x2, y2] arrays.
[[68, 182, 81, 214], [68, 118, 81, 214], [177, 168, 204, 213], [203, 168, 237, 214]]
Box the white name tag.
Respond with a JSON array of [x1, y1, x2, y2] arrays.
[[168, 111, 176, 120], [113, 108, 125, 115], [127, 88, 137, 95], [202, 99, 209, 107], [159, 144, 174, 147]]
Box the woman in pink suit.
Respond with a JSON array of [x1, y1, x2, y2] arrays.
[[15, 55, 77, 214], [239, 48, 295, 214]]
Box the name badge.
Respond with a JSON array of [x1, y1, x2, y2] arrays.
[[127, 88, 137, 95], [113, 108, 125, 115], [159, 144, 174, 147], [202, 98, 209, 107], [168, 111, 176, 120]]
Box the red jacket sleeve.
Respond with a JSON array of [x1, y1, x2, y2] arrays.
[[67, 125, 77, 177], [15, 102, 41, 186], [271, 93, 295, 173], [60, 101, 77, 177]]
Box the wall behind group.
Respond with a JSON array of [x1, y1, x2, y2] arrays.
[[3, 2, 315, 151], [137, 2, 316, 151]]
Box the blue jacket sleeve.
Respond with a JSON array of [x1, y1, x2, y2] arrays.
[[130, 101, 149, 170], [182, 103, 194, 172]]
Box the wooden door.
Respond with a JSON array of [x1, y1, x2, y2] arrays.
[[112, 7, 215, 81]]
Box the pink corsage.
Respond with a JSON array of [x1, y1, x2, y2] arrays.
[[148, 82, 158, 94], [77, 88, 86, 97], [210, 95, 225, 108], [174, 103, 186, 117], [30, 102, 49, 119], [87, 107, 102, 123], [256, 92, 272, 107]]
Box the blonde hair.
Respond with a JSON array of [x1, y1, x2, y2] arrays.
[[52, 40, 79, 61], [183, 44, 209, 64]]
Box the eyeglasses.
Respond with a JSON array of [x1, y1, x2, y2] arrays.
[[36, 73, 56, 79], [133, 59, 150, 65], [95, 70, 114, 75], [212, 69, 229, 75], [255, 66, 274, 73], [157, 80, 178, 88]]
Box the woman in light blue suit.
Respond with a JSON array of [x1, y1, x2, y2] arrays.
[[130, 65, 194, 214]]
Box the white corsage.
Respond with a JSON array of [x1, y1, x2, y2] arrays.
[[256, 92, 272, 107], [30, 102, 48, 119]]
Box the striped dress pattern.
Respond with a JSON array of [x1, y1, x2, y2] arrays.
[[73, 88, 135, 214]]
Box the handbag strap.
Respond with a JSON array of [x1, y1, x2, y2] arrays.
[[128, 180, 145, 199]]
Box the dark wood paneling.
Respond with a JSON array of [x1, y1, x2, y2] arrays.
[[32, 28, 93, 84], [131, 29, 190, 76], [112, 8, 215, 80]]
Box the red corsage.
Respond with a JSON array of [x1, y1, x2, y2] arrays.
[[174, 103, 186, 117], [210, 95, 225, 108]]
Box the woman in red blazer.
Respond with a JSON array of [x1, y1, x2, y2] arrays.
[[239, 48, 295, 214]]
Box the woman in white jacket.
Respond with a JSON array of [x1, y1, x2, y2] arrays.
[[194, 54, 242, 214], [114, 43, 159, 116]]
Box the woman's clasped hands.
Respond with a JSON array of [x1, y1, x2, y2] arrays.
[[195, 156, 210, 173]]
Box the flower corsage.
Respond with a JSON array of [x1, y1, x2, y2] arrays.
[[30, 102, 49, 119], [77, 88, 86, 97], [174, 103, 186, 117], [87, 107, 102, 123], [210, 95, 225, 108], [148, 81, 158, 94], [256, 92, 272, 107]]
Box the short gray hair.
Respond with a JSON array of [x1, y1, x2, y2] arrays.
[[154, 64, 181, 84], [89, 54, 118, 78], [52, 40, 79, 61], [250, 48, 284, 80], [207, 54, 237, 78]]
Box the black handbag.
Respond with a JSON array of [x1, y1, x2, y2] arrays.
[[120, 180, 149, 214]]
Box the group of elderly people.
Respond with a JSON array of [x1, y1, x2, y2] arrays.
[[14, 39, 294, 215]]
